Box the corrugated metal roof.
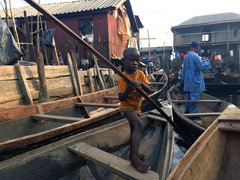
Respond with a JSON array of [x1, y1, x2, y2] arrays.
[[174, 12, 240, 28], [0, 0, 125, 18]]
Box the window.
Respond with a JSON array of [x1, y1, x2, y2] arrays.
[[202, 34, 209, 42]]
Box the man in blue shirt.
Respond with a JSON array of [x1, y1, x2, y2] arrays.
[[182, 41, 211, 113]]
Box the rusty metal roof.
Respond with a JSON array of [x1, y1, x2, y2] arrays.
[[0, 0, 126, 18]]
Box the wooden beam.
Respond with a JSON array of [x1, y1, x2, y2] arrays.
[[108, 69, 115, 87], [67, 53, 79, 96], [39, 16, 49, 65], [150, 82, 165, 85], [183, 112, 222, 117], [71, 51, 83, 95], [32, 114, 84, 123], [94, 58, 105, 90], [37, 52, 49, 102], [77, 97, 90, 118], [9, 0, 20, 47], [171, 100, 222, 103], [104, 96, 119, 100], [15, 61, 33, 105], [52, 38, 60, 65], [75, 103, 119, 108], [87, 69, 95, 93], [68, 142, 159, 180]]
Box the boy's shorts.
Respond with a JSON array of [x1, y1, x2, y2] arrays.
[[120, 109, 141, 117]]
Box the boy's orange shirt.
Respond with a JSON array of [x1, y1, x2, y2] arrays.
[[118, 70, 150, 113]]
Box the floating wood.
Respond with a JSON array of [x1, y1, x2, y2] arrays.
[[75, 103, 119, 108], [32, 114, 84, 123], [15, 61, 33, 105], [183, 112, 222, 117], [71, 51, 83, 95], [68, 142, 159, 180], [77, 97, 90, 118], [37, 52, 49, 102], [67, 53, 79, 96], [171, 100, 222, 103], [87, 69, 95, 93]]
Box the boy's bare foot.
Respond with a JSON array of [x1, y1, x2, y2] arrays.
[[129, 153, 146, 161], [130, 157, 150, 173]]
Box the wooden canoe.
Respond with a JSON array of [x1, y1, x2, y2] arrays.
[[167, 105, 240, 180], [0, 108, 174, 180], [0, 70, 168, 158], [167, 85, 231, 139]]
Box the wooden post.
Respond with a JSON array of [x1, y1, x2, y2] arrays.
[[93, 67, 98, 91], [71, 51, 83, 95], [94, 58, 105, 90], [67, 53, 79, 96], [39, 16, 49, 65], [36, 0, 41, 54], [37, 52, 49, 102], [87, 69, 95, 93], [3, 0, 9, 27], [108, 69, 115, 87], [9, 0, 20, 47], [24, 11, 36, 62], [52, 38, 60, 65], [15, 61, 33, 105]]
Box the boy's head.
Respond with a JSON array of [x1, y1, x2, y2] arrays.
[[122, 48, 140, 72]]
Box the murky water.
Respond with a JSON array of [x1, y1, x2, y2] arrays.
[[171, 89, 240, 172]]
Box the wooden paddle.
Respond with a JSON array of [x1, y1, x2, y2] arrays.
[[23, 0, 192, 143]]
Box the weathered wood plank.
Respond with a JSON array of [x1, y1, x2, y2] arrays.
[[104, 96, 119, 100], [171, 100, 222, 103], [71, 51, 83, 95], [218, 122, 240, 132], [94, 59, 105, 90], [15, 61, 33, 105], [183, 112, 221, 117], [87, 69, 95, 93], [68, 142, 159, 180], [32, 114, 84, 123], [67, 53, 79, 96], [75, 103, 119, 108], [77, 97, 90, 118], [218, 106, 240, 122]]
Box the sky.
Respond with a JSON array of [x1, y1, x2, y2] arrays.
[[5, 0, 240, 47]]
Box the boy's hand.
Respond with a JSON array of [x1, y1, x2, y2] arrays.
[[127, 80, 143, 90]]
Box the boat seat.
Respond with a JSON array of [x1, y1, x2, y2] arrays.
[[68, 142, 159, 180], [31, 114, 85, 123]]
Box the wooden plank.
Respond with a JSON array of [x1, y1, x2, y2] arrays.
[[94, 58, 105, 90], [32, 114, 84, 123], [104, 96, 119, 100], [77, 97, 90, 118], [67, 53, 79, 96], [75, 103, 119, 108], [87, 69, 95, 93], [218, 106, 240, 122], [71, 51, 83, 95], [183, 112, 221, 117], [37, 52, 49, 102], [15, 61, 33, 105], [68, 142, 159, 180], [218, 122, 240, 132], [52, 38, 60, 65], [39, 16, 49, 65], [150, 82, 165, 85], [171, 100, 222, 103], [108, 69, 115, 87]]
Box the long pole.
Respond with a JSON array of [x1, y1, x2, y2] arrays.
[[23, 0, 191, 143], [3, 0, 9, 27], [9, 0, 20, 47]]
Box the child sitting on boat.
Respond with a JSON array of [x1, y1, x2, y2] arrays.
[[118, 48, 154, 173]]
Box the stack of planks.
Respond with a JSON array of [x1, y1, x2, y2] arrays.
[[0, 65, 117, 109]]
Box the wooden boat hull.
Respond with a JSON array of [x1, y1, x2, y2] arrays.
[[167, 85, 231, 139], [0, 110, 174, 180], [167, 106, 240, 180], [0, 71, 168, 158]]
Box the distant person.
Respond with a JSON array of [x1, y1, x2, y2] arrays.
[[181, 41, 211, 113], [118, 48, 154, 173], [51, 50, 64, 65], [80, 37, 94, 70]]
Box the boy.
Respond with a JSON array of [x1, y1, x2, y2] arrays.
[[118, 48, 154, 173]]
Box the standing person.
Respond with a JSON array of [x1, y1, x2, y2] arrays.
[[118, 48, 154, 173], [181, 41, 211, 113]]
